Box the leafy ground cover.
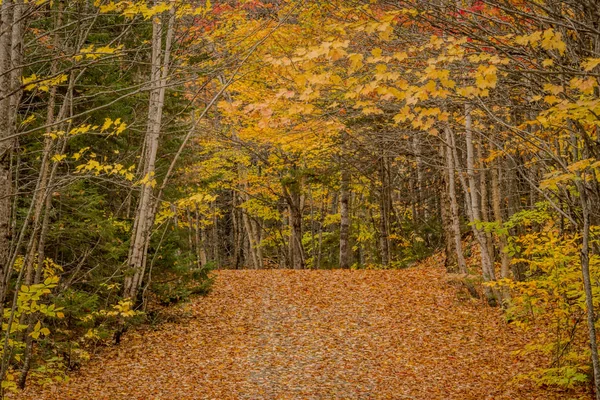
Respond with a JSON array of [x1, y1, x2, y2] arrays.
[[16, 267, 585, 399]]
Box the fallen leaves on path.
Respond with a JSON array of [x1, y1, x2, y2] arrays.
[[17, 268, 584, 399]]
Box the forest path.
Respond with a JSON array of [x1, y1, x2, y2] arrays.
[[20, 268, 561, 399]]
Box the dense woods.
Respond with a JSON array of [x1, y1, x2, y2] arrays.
[[2, 0, 600, 397]]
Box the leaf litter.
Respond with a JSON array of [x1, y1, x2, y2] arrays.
[[16, 267, 583, 399]]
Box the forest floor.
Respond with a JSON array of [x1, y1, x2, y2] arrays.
[[18, 266, 583, 399]]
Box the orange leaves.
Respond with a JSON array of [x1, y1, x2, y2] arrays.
[[570, 77, 597, 94], [20, 269, 567, 400]]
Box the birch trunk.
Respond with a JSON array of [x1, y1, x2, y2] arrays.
[[443, 127, 468, 274], [124, 5, 175, 300], [491, 163, 510, 280], [464, 105, 497, 304]]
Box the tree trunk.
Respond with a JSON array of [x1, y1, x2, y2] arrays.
[[413, 134, 425, 221], [339, 166, 351, 269], [195, 204, 208, 267], [284, 169, 305, 270], [379, 157, 390, 267], [124, 4, 175, 300], [444, 127, 468, 274], [0, 0, 19, 306], [578, 177, 600, 400], [491, 163, 511, 280], [464, 105, 497, 305]]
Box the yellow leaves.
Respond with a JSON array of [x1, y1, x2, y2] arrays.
[[466, 52, 509, 66], [177, 193, 218, 209], [540, 171, 576, 191], [515, 30, 542, 46], [543, 83, 563, 95], [20, 114, 36, 127], [366, 48, 390, 64], [218, 99, 243, 116], [398, 7, 418, 16], [582, 58, 600, 72], [75, 159, 102, 175], [567, 158, 594, 173], [393, 52, 408, 62], [421, 65, 454, 89], [375, 63, 387, 75], [543, 95, 561, 105], [416, 106, 442, 118], [540, 84, 565, 104], [474, 64, 498, 90], [115, 120, 127, 135], [82, 300, 140, 332], [72, 147, 90, 161], [393, 106, 414, 124], [96, 1, 173, 19], [515, 29, 566, 55], [329, 74, 343, 86], [100, 118, 127, 135], [84, 328, 101, 340], [51, 154, 67, 163], [287, 103, 315, 116], [299, 87, 319, 101], [570, 77, 597, 95], [69, 124, 94, 136], [328, 47, 347, 61], [468, 53, 487, 63], [428, 35, 444, 49], [373, 63, 399, 82], [23, 73, 68, 92], [456, 85, 487, 98], [307, 73, 331, 85], [144, 2, 172, 18], [541, 29, 566, 55], [301, 41, 345, 61], [539, 159, 597, 190], [101, 118, 113, 132], [377, 23, 394, 41], [137, 172, 157, 188], [542, 59, 554, 67], [376, 86, 403, 101], [359, 18, 396, 41], [22, 74, 38, 90], [112, 299, 137, 317], [347, 53, 364, 73], [74, 44, 123, 61], [361, 106, 384, 116], [45, 130, 66, 140], [30, 320, 51, 339], [74, 156, 136, 180]]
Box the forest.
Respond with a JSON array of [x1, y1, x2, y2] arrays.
[[2, 0, 600, 398]]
